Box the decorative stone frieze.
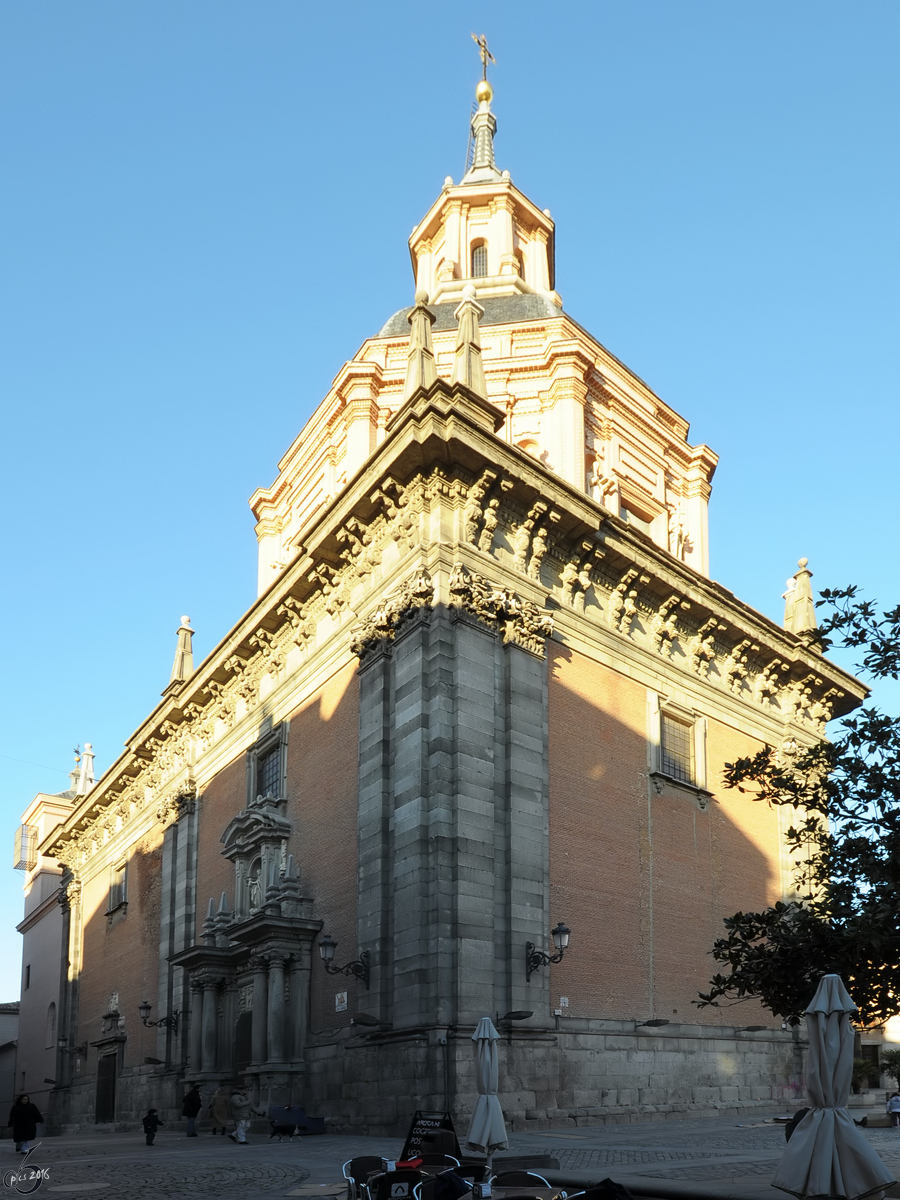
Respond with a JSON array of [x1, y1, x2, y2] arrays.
[[462, 467, 498, 545], [156, 787, 195, 829], [650, 594, 685, 657], [349, 568, 434, 661], [723, 638, 758, 695], [687, 617, 726, 678], [448, 563, 554, 656]]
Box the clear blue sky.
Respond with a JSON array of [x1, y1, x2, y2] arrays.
[[2, 1, 898, 999]]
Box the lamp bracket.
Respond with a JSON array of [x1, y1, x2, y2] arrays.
[[525, 941, 565, 982], [322, 949, 371, 990]]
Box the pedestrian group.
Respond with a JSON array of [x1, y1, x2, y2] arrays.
[[140, 1081, 264, 1145]]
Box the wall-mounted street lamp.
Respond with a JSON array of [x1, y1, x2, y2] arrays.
[[57, 1036, 88, 1056], [138, 1001, 179, 1034], [317, 935, 371, 990], [525, 921, 570, 981]]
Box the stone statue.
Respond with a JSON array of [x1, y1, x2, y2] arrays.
[[478, 497, 500, 553], [528, 527, 548, 581]]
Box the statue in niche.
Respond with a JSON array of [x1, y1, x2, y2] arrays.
[[247, 860, 262, 913]]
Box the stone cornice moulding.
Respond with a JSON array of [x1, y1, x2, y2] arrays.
[[44, 376, 865, 863]]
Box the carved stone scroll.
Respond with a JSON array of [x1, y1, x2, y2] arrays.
[[350, 569, 435, 662], [650, 595, 684, 658], [687, 618, 725, 677], [448, 563, 553, 656], [462, 468, 498, 546], [722, 638, 759, 695]]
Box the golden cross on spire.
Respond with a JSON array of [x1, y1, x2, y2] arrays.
[[470, 33, 496, 81]]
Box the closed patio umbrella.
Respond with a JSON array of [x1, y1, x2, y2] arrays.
[[773, 974, 895, 1200], [466, 1017, 508, 1174]]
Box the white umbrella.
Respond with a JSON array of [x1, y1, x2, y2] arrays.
[[465, 1017, 509, 1174], [773, 974, 895, 1200]]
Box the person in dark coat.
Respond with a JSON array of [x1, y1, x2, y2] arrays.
[[142, 1108, 163, 1146], [182, 1084, 202, 1137], [8, 1095, 43, 1153]]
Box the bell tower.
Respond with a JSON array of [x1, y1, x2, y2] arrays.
[[408, 75, 560, 308]]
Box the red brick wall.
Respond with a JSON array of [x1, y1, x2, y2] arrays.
[[195, 755, 246, 935], [76, 829, 163, 1069], [285, 662, 359, 1033], [548, 641, 778, 1027]]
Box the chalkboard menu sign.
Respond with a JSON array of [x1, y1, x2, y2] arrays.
[[400, 1110, 461, 1160]]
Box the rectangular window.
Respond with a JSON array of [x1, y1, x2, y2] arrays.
[[108, 862, 127, 911], [257, 747, 281, 798], [660, 713, 694, 784], [247, 723, 287, 805], [24, 965, 30, 990], [648, 691, 708, 794]]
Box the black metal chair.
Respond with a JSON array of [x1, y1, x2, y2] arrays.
[[488, 1172, 552, 1189], [370, 1170, 427, 1200], [343, 1157, 387, 1200], [419, 1155, 461, 1171]]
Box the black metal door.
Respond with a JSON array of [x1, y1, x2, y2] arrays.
[[95, 1054, 116, 1123]]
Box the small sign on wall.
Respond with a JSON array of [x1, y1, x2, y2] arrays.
[[559, 996, 569, 1007], [335, 991, 348, 1012]]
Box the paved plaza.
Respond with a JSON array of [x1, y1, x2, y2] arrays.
[[4, 1111, 900, 1200]]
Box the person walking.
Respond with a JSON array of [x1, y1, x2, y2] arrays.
[[227, 1083, 262, 1144], [142, 1108, 163, 1146], [7, 1095, 43, 1154], [887, 1092, 900, 1128], [209, 1086, 230, 1135], [182, 1083, 202, 1137]]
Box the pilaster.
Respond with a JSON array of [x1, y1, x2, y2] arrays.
[[354, 567, 553, 1034]]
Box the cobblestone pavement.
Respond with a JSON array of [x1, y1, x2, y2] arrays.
[[5, 1114, 900, 1200], [512, 1112, 900, 1196]]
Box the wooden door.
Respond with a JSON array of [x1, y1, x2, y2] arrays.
[[95, 1054, 116, 1123]]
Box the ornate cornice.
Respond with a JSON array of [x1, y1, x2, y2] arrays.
[[43, 378, 866, 868]]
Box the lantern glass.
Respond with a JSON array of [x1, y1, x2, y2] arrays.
[[138, 1001, 152, 1022], [318, 934, 337, 964], [552, 922, 570, 952]]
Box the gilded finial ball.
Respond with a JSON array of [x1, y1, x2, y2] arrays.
[[475, 79, 493, 104]]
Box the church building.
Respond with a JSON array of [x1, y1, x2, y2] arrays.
[[20, 67, 863, 1133]]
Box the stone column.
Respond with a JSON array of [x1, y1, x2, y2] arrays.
[[201, 977, 218, 1073], [250, 956, 268, 1067], [266, 955, 286, 1065], [288, 953, 310, 1065], [189, 977, 204, 1072]]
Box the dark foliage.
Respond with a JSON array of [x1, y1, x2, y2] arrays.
[[698, 587, 900, 1025]]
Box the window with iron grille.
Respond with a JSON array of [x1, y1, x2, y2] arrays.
[[13, 824, 37, 871], [471, 242, 488, 277], [660, 713, 693, 784], [257, 746, 282, 798]]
